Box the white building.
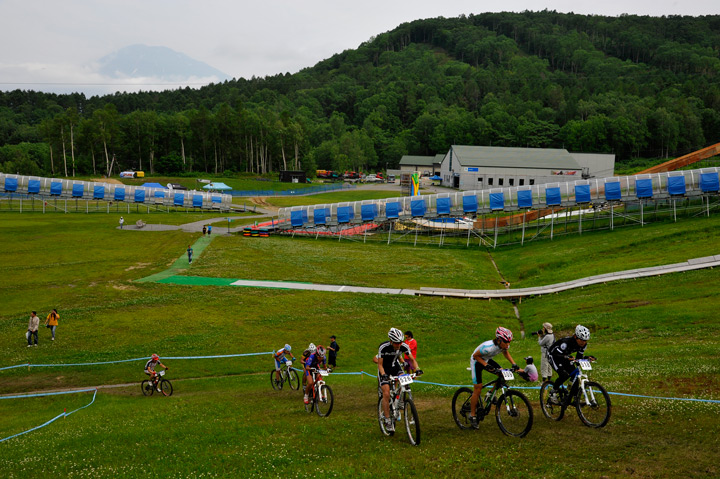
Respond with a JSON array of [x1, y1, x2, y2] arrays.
[[439, 145, 615, 190]]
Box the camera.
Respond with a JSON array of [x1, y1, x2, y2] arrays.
[[530, 329, 543, 336]]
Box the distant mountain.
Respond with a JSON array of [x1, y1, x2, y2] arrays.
[[97, 44, 231, 81]]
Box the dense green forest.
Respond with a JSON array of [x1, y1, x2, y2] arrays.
[[1, 11, 719, 178]]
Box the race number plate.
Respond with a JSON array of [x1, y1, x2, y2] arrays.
[[286, 361, 292, 367], [398, 374, 414, 386], [158, 370, 165, 376], [318, 369, 329, 376], [501, 369, 515, 381], [578, 359, 593, 370]]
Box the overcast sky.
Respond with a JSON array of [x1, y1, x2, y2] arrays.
[[1, 0, 718, 96]]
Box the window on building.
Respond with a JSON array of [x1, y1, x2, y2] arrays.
[[477, 177, 483, 183], [509, 178, 514, 186], [519, 179, 525, 186], [488, 178, 494, 186], [529, 179, 535, 185], [499, 178, 504, 186]]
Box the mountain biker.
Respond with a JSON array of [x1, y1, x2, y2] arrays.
[[378, 328, 422, 432], [273, 344, 297, 383], [547, 325, 596, 404], [468, 327, 520, 429], [303, 344, 327, 404], [144, 354, 169, 392]]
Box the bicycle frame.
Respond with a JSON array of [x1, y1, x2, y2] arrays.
[[478, 371, 513, 414], [567, 360, 595, 405], [313, 369, 329, 402], [387, 373, 415, 415]]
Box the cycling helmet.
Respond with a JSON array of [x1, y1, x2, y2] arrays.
[[151, 354, 159, 361], [388, 328, 404, 343], [284, 344, 292, 352], [308, 343, 317, 354], [495, 327, 513, 343], [317, 346, 326, 357], [575, 325, 590, 341]]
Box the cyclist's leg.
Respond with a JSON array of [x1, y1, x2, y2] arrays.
[[304, 370, 314, 401], [469, 360, 485, 417], [275, 358, 283, 381], [379, 376, 392, 418]]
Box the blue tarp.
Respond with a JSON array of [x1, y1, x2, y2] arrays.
[[174, 193, 185, 206], [517, 190, 533, 209], [192, 195, 203, 208], [27, 179, 40, 194], [575, 184, 591, 203], [636, 178, 653, 198], [72, 184, 84, 198], [114, 187, 125, 201], [605, 182, 621, 201], [337, 206, 352, 223], [314, 208, 327, 225], [154, 191, 165, 199], [429, 175, 442, 180], [436, 197, 452, 215], [93, 186, 105, 199], [361, 204, 378, 221], [700, 172, 720, 192], [385, 202, 400, 219], [462, 195, 478, 213], [545, 187, 561, 206], [411, 199, 426, 217], [290, 210, 304, 227], [134, 189, 146, 203], [202, 182, 232, 191], [211, 196, 221, 204], [490, 192, 504, 211], [667, 176, 686, 196], [142, 182, 167, 189], [4, 177, 18, 192]]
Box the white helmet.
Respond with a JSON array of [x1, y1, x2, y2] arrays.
[[575, 325, 590, 341], [317, 346, 326, 357], [388, 328, 404, 343], [284, 344, 291, 352], [308, 343, 317, 353]]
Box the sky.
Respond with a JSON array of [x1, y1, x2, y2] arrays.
[[1, 0, 718, 96]]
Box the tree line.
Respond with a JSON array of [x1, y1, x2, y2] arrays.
[[1, 10, 719, 178]]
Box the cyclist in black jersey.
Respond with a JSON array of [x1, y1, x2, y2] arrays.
[[548, 325, 596, 403], [144, 354, 169, 392], [377, 328, 422, 432]]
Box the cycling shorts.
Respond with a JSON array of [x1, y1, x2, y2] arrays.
[[471, 359, 500, 385], [377, 366, 402, 387], [274, 357, 288, 370]]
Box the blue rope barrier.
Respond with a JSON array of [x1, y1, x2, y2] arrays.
[[0, 388, 97, 400], [0, 389, 97, 443], [1, 352, 273, 371]]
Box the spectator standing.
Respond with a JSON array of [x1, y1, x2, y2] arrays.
[[328, 335, 340, 370], [535, 322, 555, 382], [207, 225, 212, 235], [202, 225, 207, 235], [119, 216, 124, 229], [45, 308, 59, 341], [27, 311, 40, 347], [404, 330, 417, 362], [187, 245, 193, 264]]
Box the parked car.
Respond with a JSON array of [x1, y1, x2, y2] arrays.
[[387, 174, 396, 183], [364, 174, 380, 182]]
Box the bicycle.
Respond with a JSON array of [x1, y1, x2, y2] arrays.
[[377, 372, 421, 446], [451, 368, 533, 438], [304, 368, 334, 417], [270, 360, 300, 391], [141, 370, 173, 397], [539, 358, 611, 428]]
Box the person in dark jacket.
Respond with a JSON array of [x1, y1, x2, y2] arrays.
[[328, 335, 340, 370]]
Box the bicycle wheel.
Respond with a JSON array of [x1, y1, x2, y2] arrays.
[[315, 384, 334, 417], [539, 381, 565, 421], [403, 398, 421, 446], [141, 380, 154, 396], [270, 370, 283, 390], [451, 387, 474, 430], [495, 390, 533, 438], [377, 397, 394, 436], [576, 381, 611, 428], [287, 369, 300, 391], [160, 379, 173, 397]]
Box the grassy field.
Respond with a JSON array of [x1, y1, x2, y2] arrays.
[[1, 210, 719, 478]]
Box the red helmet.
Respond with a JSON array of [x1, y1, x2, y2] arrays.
[[151, 354, 160, 361], [495, 327, 513, 343]]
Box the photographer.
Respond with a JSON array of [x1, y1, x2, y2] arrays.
[[531, 322, 554, 382]]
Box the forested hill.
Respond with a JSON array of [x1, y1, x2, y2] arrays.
[[1, 11, 719, 178]]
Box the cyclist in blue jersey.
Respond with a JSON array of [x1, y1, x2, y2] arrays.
[[144, 354, 169, 392], [273, 344, 297, 384], [468, 327, 520, 429], [304, 344, 327, 404]]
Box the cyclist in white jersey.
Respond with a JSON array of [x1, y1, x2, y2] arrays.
[[468, 327, 520, 428], [144, 354, 169, 392]]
